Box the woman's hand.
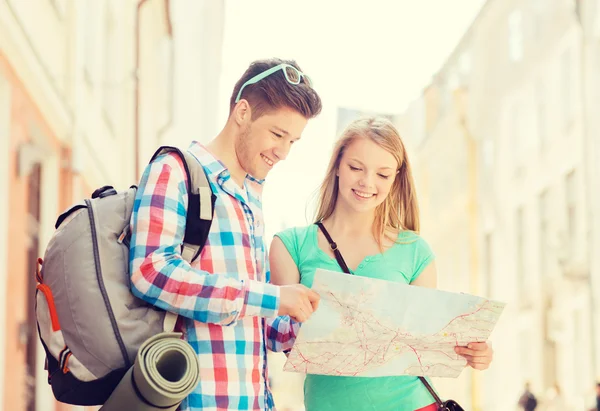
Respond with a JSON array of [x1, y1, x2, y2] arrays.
[[455, 341, 493, 370]]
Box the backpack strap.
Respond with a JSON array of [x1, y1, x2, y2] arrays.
[[149, 146, 215, 264], [179, 150, 213, 262], [149, 146, 216, 333]]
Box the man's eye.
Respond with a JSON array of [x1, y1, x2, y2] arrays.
[[272, 132, 283, 138]]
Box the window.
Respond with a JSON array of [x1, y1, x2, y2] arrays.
[[102, 2, 119, 131], [539, 190, 550, 280], [536, 79, 547, 151], [459, 52, 472, 76], [531, 0, 545, 41], [83, 0, 102, 84], [516, 208, 526, 299], [560, 47, 573, 129], [483, 233, 493, 298], [50, 0, 67, 18], [510, 103, 524, 170], [482, 139, 495, 170], [156, 37, 174, 132], [508, 10, 524, 62], [565, 170, 577, 239]]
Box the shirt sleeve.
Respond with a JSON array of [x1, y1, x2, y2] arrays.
[[264, 315, 301, 352], [129, 152, 279, 325], [273, 228, 301, 267], [411, 236, 436, 283]]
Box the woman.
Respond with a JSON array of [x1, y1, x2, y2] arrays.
[[269, 117, 493, 411]]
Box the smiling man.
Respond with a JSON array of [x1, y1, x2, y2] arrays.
[[129, 58, 323, 411]]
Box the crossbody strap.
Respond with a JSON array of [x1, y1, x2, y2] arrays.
[[315, 221, 443, 408], [418, 376, 443, 407], [315, 222, 352, 274]]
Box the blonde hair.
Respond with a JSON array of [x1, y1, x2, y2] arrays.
[[314, 117, 420, 246]]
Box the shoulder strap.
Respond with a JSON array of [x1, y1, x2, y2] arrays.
[[149, 146, 215, 263], [418, 376, 443, 407], [315, 222, 352, 274], [149, 146, 216, 334]]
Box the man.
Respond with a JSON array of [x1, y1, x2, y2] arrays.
[[129, 58, 322, 411]]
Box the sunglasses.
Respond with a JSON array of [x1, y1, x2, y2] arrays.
[[235, 63, 313, 103]]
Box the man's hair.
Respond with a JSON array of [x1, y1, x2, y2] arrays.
[[229, 58, 322, 120]]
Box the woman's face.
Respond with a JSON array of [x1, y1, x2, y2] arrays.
[[336, 137, 398, 214]]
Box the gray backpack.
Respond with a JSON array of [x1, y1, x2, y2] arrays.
[[35, 146, 215, 406]]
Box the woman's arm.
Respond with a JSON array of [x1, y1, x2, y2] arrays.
[[410, 261, 437, 288], [270, 236, 301, 285]]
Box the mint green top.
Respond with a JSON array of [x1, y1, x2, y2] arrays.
[[275, 224, 436, 411]]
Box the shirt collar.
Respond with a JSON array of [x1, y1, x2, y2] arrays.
[[187, 141, 265, 187]]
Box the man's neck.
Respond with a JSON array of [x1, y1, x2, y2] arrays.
[[206, 129, 246, 188]]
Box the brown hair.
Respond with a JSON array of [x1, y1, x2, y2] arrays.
[[314, 117, 420, 246], [229, 58, 322, 120]]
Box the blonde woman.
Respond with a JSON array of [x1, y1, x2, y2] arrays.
[[269, 117, 493, 411]]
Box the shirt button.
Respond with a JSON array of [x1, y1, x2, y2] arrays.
[[358, 264, 364, 269]]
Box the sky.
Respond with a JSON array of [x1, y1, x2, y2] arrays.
[[219, 0, 485, 114], [216, 0, 487, 236]]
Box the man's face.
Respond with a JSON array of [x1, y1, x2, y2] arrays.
[[235, 107, 308, 180]]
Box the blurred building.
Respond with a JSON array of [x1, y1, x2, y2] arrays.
[[402, 0, 600, 410], [397, 28, 480, 409], [0, 0, 224, 410]]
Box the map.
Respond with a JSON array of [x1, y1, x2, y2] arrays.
[[284, 268, 506, 378]]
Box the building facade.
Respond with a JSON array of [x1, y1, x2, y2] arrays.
[[402, 0, 600, 409], [0, 1, 225, 410]]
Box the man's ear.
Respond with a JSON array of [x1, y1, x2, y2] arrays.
[[233, 99, 252, 126]]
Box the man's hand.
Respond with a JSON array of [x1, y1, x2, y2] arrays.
[[278, 284, 320, 322]]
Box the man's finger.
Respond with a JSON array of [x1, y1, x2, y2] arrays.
[[293, 309, 306, 323], [307, 289, 320, 310], [303, 299, 314, 316]]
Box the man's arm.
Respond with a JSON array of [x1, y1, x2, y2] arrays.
[[129, 152, 280, 325]]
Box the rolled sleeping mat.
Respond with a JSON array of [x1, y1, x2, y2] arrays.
[[100, 332, 200, 411]]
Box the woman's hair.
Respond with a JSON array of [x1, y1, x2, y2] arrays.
[[314, 117, 420, 246]]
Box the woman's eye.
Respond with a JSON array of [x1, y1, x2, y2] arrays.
[[272, 132, 282, 138], [349, 166, 361, 171], [378, 174, 391, 180]]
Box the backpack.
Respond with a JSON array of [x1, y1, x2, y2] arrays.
[[34, 146, 215, 406]]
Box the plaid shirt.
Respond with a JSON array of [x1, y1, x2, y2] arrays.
[[129, 142, 300, 411]]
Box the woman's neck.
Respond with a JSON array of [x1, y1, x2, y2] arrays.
[[324, 205, 375, 238]]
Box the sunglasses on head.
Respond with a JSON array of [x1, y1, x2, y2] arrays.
[[235, 63, 313, 103]]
